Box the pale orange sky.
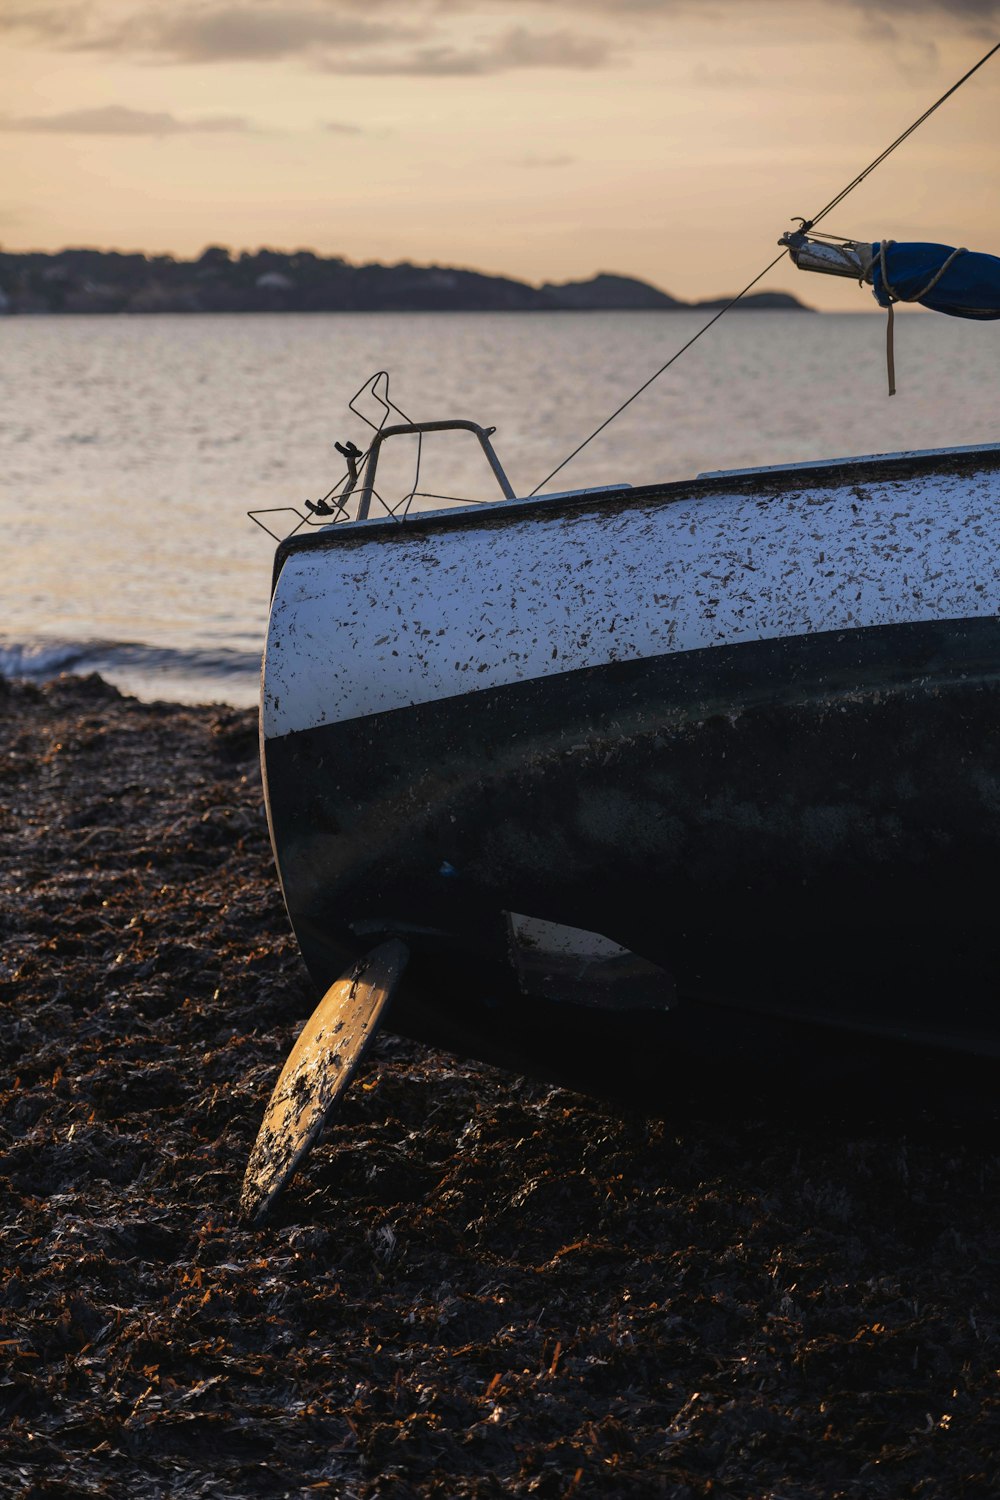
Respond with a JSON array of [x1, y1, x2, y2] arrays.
[[2, 0, 998, 309]]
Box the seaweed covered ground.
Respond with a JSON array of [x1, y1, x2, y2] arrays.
[[2, 673, 1000, 1499]]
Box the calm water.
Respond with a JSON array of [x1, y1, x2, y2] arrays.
[[1, 309, 997, 705]]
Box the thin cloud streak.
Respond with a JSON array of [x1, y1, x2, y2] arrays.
[[322, 26, 615, 75], [0, 105, 254, 134], [86, 7, 403, 64], [0, 2, 407, 60], [476, 0, 999, 14], [865, 0, 1000, 14]]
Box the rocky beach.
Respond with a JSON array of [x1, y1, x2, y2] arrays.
[[2, 672, 1000, 1498]]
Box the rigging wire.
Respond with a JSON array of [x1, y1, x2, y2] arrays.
[[803, 38, 1000, 235], [528, 250, 788, 496], [529, 37, 1000, 497]]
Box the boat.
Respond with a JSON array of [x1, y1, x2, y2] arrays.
[[259, 412, 1000, 1053], [241, 224, 1000, 1219]]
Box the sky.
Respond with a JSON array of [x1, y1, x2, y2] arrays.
[[1, 0, 998, 309]]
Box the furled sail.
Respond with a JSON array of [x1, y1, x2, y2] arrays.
[[780, 229, 1000, 394], [871, 241, 1000, 320], [780, 229, 1000, 318]]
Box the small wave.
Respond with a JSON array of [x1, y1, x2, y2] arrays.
[[0, 636, 261, 705], [0, 640, 93, 678]]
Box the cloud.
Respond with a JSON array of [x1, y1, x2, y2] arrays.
[[1, 0, 995, 76], [0, 105, 254, 134], [0, 3, 86, 43], [89, 6, 403, 63], [858, 15, 942, 76], [517, 0, 1000, 12], [448, 0, 1000, 13], [443, 0, 689, 11], [324, 26, 616, 75], [0, 2, 406, 61], [0, 3, 617, 72], [857, 0, 999, 42], [323, 120, 365, 134], [863, 0, 1000, 13]]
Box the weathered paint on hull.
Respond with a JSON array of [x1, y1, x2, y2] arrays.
[[263, 447, 1000, 741]]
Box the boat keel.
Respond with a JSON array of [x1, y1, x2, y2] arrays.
[[239, 939, 409, 1224]]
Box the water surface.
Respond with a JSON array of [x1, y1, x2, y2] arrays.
[[1, 309, 996, 704]]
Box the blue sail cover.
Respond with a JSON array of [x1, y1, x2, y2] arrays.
[[871, 242, 1000, 319]]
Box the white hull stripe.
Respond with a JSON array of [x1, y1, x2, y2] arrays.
[[263, 462, 1000, 740]]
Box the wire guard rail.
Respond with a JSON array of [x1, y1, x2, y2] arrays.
[[356, 420, 514, 519], [248, 373, 515, 542]]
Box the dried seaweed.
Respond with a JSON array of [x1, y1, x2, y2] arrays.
[[2, 673, 999, 1499]]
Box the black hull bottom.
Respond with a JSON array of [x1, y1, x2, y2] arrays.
[[263, 618, 1000, 1104]]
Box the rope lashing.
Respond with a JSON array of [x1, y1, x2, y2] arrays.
[[878, 240, 967, 395]]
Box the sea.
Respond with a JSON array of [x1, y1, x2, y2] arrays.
[[2, 309, 998, 708]]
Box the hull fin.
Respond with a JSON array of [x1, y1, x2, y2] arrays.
[[239, 939, 409, 1224]]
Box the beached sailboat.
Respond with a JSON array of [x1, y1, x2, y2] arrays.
[[241, 40, 1000, 1218], [261, 413, 1000, 1056]]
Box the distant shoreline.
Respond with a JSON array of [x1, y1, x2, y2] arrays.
[[0, 249, 813, 316], [2, 303, 818, 316]]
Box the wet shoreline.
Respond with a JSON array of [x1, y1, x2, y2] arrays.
[[2, 673, 999, 1498]]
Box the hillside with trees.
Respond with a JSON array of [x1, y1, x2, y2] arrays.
[[0, 246, 812, 315]]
